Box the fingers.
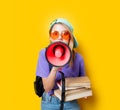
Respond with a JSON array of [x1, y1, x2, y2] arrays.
[[84, 96, 87, 99]]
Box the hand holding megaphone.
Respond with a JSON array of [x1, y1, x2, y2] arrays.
[[45, 42, 72, 67]]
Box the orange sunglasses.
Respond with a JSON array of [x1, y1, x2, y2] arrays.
[[50, 30, 71, 41]]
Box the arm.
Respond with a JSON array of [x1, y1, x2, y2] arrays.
[[42, 67, 59, 92], [36, 49, 60, 93]]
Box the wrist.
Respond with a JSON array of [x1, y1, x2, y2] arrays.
[[52, 67, 59, 71]]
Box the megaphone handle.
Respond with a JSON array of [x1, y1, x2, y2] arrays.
[[59, 71, 65, 110]]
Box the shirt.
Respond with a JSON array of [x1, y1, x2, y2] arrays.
[[36, 48, 85, 95]]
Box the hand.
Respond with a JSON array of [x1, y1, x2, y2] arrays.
[[52, 66, 62, 71], [84, 96, 88, 99]]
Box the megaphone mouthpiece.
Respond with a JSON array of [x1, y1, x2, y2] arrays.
[[54, 46, 64, 58]]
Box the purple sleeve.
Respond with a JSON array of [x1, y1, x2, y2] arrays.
[[36, 49, 50, 78], [76, 53, 85, 76], [79, 56, 85, 76]]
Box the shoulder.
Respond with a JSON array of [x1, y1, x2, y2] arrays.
[[39, 48, 46, 54], [39, 48, 46, 57], [37, 48, 47, 61], [75, 52, 84, 62]]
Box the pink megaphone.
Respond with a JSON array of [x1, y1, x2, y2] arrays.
[[45, 42, 72, 67]]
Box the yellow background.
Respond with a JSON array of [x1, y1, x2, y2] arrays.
[[1, 0, 120, 110]]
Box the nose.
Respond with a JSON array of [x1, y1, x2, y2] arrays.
[[57, 34, 62, 40]]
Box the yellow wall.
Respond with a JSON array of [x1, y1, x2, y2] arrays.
[[1, 0, 120, 110]]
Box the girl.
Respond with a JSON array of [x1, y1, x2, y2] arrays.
[[36, 18, 85, 110]]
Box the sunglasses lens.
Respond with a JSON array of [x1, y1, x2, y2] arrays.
[[62, 31, 70, 41], [50, 31, 59, 40], [50, 31, 70, 41]]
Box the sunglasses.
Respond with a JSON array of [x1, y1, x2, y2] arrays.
[[50, 30, 71, 41]]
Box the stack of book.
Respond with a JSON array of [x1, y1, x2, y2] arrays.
[[54, 76, 92, 101]]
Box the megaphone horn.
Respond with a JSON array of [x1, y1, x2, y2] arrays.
[[45, 42, 72, 67]]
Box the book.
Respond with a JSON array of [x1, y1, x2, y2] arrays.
[[57, 81, 90, 91], [57, 76, 91, 90], [65, 76, 91, 87], [54, 76, 92, 101], [54, 88, 92, 101]]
